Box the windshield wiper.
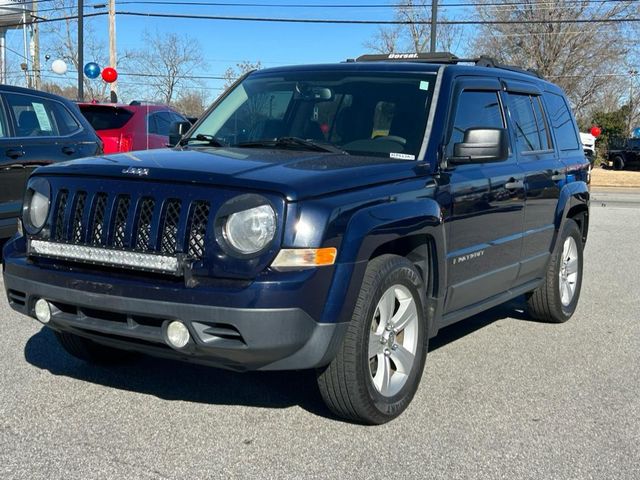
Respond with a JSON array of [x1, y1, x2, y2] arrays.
[[181, 134, 227, 147], [236, 136, 348, 155]]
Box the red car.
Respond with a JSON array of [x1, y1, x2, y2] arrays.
[[78, 102, 188, 154]]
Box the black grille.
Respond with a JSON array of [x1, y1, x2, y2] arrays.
[[160, 200, 181, 254], [45, 188, 218, 270], [91, 193, 108, 245], [187, 201, 210, 260], [112, 196, 130, 248], [54, 190, 68, 240], [135, 198, 155, 250], [72, 192, 87, 242]]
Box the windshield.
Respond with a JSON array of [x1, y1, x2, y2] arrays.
[[189, 70, 436, 159]]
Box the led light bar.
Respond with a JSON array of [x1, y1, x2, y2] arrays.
[[29, 240, 181, 275]]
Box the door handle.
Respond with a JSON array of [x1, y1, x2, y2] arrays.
[[505, 178, 524, 190], [62, 146, 76, 155], [551, 171, 566, 182], [6, 149, 24, 159]]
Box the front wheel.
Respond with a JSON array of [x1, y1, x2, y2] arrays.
[[317, 254, 428, 424], [526, 219, 584, 323]]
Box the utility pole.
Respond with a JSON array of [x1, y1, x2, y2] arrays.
[[78, 0, 84, 101], [32, 0, 41, 90], [430, 0, 438, 53], [629, 70, 638, 136], [108, 0, 117, 102]]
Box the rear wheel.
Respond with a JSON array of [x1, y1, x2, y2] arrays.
[[317, 254, 428, 424], [526, 219, 583, 323], [613, 155, 625, 170], [54, 331, 135, 364]]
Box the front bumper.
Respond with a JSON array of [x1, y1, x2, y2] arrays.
[[4, 271, 347, 371]]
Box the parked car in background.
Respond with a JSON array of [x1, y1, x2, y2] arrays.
[[579, 132, 596, 165], [78, 102, 188, 154], [603, 136, 640, 170], [0, 84, 102, 239]]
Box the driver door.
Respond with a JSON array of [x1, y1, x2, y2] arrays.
[[443, 78, 525, 315]]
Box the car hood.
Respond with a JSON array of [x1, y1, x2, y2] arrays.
[[37, 147, 425, 201]]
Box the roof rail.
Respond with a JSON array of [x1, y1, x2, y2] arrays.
[[351, 52, 543, 79]]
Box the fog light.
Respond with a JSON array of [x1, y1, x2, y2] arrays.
[[166, 321, 190, 348], [34, 298, 51, 324]]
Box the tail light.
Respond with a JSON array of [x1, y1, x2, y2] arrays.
[[118, 133, 133, 152]]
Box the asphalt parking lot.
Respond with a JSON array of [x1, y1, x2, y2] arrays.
[[1, 190, 638, 480]]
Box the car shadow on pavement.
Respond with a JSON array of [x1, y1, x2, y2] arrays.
[[23, 297, 534, 421]]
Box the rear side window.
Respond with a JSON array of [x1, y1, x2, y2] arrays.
[[544, 93, 580, 151], [447, 90, 504, 157], [5, 93, 62, 137], [51, 102, 81, 136], [80, 106, 134, 131], [508, 94, 542, 152]]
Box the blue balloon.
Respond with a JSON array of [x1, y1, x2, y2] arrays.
[[633, 127, 640, 139], [84, 62, 101, 79]]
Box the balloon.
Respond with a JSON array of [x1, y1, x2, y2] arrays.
[[51, 59, 67, 75], [84, 62, 101, 79], [101, 67, 118, 83], [590, 126, 601, 138], [632, 127, 640, 139]]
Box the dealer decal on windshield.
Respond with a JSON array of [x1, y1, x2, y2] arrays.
[[390, 152, 416, 161]]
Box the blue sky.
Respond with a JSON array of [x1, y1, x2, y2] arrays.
[[4, 1, 473, 102]]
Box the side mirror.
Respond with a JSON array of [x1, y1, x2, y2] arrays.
[[451, 128, 509, 164], [168, 121, 192, 147]]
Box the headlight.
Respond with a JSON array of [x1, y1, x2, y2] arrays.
[[22, 178, 51, 234], [224, 204, 276, 254]]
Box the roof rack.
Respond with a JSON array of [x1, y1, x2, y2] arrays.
[[129, 100, 165, 106], [350, 52, 543, 79]]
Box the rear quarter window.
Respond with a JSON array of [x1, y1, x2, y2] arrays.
[[543, 92, 580, 151], [80, 106, 134, 131]]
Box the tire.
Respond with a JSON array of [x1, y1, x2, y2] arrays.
[[317, 254, 428, 424], [54, 330, 135, 364], [526, 219, 583, 323], [613, 155, 625, 171]]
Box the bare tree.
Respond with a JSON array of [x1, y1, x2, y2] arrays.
[[223, 60, 262, 89], [473, 0, 638, 118], [364, 0, 464, 55], [172, 90, 209, 118], [137, 30, 205, 104]]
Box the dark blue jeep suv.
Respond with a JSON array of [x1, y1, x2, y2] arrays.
[[3, 54, 589, 424]]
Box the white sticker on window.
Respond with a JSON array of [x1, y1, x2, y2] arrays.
[[390, 152, 416, 161], [32, 103, 52, 131], [419, 80, 430, 91]]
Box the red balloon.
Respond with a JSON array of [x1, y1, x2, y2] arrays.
[[101, 67, 118, 83], [590, 126, 602, 138]]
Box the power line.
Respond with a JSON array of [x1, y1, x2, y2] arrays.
[[112, 0, 632, 8], [115, 10, 640, 25]]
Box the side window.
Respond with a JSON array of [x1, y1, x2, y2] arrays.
[[5, 93, 61, 137], [51, 102, 81, 136], [147, 113, 158, 134], [532, 97, 551, 150], [544, 92, 580, 151], [447, 90, 504, 156], [0, 98, 9, 138], [508, 94, 541, 152], [154, 112, 173, 136]]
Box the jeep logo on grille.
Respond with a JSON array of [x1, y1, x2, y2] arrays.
[[122, 167, 150, 176]]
